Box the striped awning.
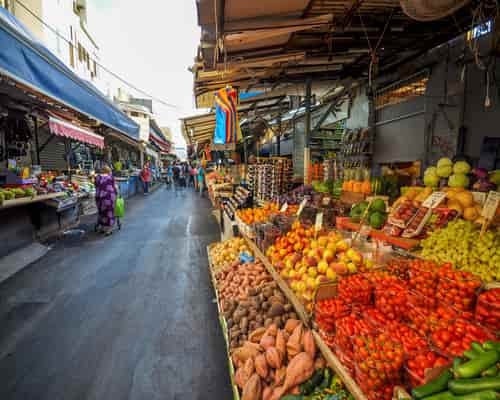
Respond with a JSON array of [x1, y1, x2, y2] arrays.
[[49, 116, 104, 148]]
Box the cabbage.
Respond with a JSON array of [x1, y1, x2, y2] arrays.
[[437, 158, 453, 169], [453, 161, 471, 175], [424, 174, 440, 187], [448, 173, 470, 188], [437, 165, 453, 178]]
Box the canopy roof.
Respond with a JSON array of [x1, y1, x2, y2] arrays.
[[0, 7, 140, 140], [193, 0, 476, 104]]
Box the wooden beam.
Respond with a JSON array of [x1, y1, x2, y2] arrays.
[[224, 14, 332, 33]]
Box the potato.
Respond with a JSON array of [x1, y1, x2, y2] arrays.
[[267, 303, 285, 318], [240, 317, 249, 332]]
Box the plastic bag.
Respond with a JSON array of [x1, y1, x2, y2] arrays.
[[114, 196, 125, 218]]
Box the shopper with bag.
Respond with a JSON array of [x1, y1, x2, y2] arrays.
[[140, 162, 152, 195], [95, 165, 117, 236]]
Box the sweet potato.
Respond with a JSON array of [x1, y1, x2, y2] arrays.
[[302, 330, 316, 359], [242, 373, 262, 400], [284, 319, 301, 334], [264, 323, 278, 337], [254, 354, 268, 379], [243, 357, 255, 378], [259, 334, 275, 350], [286, 323, 303, 359], [249, 327, 266, 343], [232, 344, 260, 363], [274, 366, 286, 386], [265, 347, 282, 369], [262, 385, 272, 400], [282, 352, 315, 392], [235, 366, 246, 389], [243, 341, 262, 353], [275, 330, 286, 356]]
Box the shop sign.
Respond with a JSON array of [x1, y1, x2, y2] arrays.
[[211, 143, 236, 151], [472, 191, 487, 206]]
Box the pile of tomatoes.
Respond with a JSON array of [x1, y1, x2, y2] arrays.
[[430, 318, 495, 357], [338, 275, 372, 305], [436, 265, 481, 311], [408, 259, 439, 306], [475, 288, 500, 331], [405, 351, 450, 387], [375, 283, 408, 321], [315, 298, 350, 333], [385, 257, 410, 280], [334, 314, 372, 357], [353, 333, 404, 390]]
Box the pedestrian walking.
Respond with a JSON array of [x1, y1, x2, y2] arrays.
[[166, 162, 174, 188], [140, 162, 152, 195], [189, 163, 197, 188], [197, 163, 205, 196], [95, 165, 117, 236]]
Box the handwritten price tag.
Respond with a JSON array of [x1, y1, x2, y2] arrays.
[[481, 191, 500, 220], [422, 192, 446, 209], [315, 212, 324, 232], [297, 198, 308, 217], [280, 202, 288, 213]]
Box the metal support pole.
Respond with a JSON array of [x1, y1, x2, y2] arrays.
[[32, 116, 40, 165], [277, 106, 282, 156], [304, 76, 312, 183]]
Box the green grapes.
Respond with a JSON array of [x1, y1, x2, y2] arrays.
[[421, 220, 500, 282]]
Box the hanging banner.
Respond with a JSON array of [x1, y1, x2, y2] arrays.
[[213, 87, 242, 145]]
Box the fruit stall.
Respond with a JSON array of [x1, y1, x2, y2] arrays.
[[203, 163, 499, 400]]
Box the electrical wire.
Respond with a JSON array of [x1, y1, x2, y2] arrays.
[[11, 0, 180, 109]]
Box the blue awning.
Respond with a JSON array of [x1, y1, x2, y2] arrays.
[[0, 8, 140, 140]]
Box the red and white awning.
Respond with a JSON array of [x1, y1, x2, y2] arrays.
[[149, 128, 171, 152], [49, 116, 104, 148]]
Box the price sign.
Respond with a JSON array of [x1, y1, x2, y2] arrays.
[[481, 191, 500, 220], [280, 202, 288, 213], [472, 191, 487, 206], [422, 192, 446, 209], [297, 198, 308, 217], [322, 197, 331, 206], [315, 212, 324, 232]]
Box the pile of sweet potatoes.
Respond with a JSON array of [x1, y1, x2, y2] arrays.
[[222, 281, 299, 348], [232, 320, 326, 400]]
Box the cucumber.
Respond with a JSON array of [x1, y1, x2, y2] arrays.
[[453, 391, 499, 400], [471, 342, 486, 354], [421, 391, 455, 400], [454, 358, 465, 369], [455, 351, 499, 379], [481, 365, 498, 377], [464, 350, 480, 360], [482, 342, 500, 352], [448, 377, 500, 394], [413, 370, 453, 399]]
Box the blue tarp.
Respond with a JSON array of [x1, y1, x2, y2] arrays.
[[0, 8, 140, 140]]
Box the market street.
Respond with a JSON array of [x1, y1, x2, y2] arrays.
[[0, 187, 232, 400]]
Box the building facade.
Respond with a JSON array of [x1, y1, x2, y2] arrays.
[[1, 0, 101, 89]]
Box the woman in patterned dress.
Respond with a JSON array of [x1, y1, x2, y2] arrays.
[[95, 165, 117, 235]]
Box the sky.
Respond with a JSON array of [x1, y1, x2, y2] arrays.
[[87, 0, 201, 147]]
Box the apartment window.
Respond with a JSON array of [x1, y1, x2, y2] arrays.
[[69, 44, 75, 67]]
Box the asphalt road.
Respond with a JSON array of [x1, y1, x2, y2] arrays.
[[0, 186, 232, 400]]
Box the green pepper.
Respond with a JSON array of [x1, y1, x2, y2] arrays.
[[421, 391, 455, 400], [453, 390, 499, 400], [448, 376, 500, 394], [482, 341, 500, 352], [454, 357, 465, 370]]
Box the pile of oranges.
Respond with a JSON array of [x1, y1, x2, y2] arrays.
[[236, 203, 279, 225]]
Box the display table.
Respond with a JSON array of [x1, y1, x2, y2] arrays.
[[0, 192, 65, 210]]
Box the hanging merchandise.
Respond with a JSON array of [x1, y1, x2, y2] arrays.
[[213, 87, 242, 145]]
